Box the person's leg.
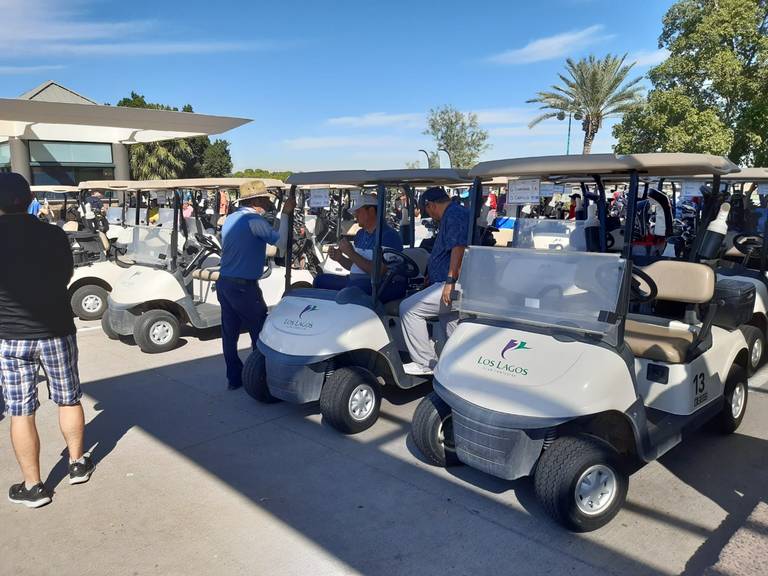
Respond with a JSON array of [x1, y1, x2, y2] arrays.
[[39, 335, 86, 463], [216, 280, 244, 388], [399, 283, 443, 370], [1, 339, 42, 486], [242, 284, 269, 350]]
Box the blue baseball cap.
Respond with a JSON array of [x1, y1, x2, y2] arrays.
[[419, 186, 449, 213]]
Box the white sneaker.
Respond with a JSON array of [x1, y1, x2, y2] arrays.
[[403, 362, 433, 376]]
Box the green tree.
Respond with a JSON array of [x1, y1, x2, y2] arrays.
[[613, 88, 734, 155], [202, 139, 233, 177], [424, 106, 490, 168], [615, 0, 768, 163], [232, 168, 293, 181], [528, 54, 644, 154]]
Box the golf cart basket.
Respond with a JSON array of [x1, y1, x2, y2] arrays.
[[67, 230, 106, 266]]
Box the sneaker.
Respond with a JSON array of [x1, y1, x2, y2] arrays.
[[69, 453, 95, 485], [8, 482, 52, 508], [403, 362, 433, 376]]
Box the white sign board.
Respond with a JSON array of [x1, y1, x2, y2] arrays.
[[539, 182, 565, 198], [308, 188, 330, 208], [507, 179, 540, 204], [681, 180, 702, 198]]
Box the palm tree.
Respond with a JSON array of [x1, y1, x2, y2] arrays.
[[129, 139, 193, 180], [528, 54, 644, 154]]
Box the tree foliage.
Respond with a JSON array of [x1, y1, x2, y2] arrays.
[[614, 0, 768, 163], [423, 106, 490, 168], [528, 54, 644, 154], [232, 168, 293, 181], [202, 139, 233, 177]]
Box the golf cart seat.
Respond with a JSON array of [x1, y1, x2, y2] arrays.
[[63, 221, 79, 232], [624, 260, 715, 363], [402, 247, 429, 276], [192, 267, 221, 282], [98, 231, 111, 252], [115, 255, 135, 268]]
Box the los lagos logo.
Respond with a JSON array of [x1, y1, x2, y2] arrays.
[[284, 304, 318, 329], [299, 305, 318, 319], [501, 338, 531, 358], [476, 336, 530, 376]]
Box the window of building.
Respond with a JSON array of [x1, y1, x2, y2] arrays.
[[0, 142, 9, 170], [31, 166, 115, 186], [28, 140, 115, 185]]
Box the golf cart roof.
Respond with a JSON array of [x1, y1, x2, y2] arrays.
[[30, 185, 80, 193], [287, 168, 471, 187], [469, 153, 740, 179], [688, 167, 768, 182], [79, 178, 269, 191]]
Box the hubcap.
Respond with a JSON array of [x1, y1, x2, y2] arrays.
[[751, 339, 763, 368], [575, 464, 617, 516], [348, 384, 375, 421], [437, 415, 456, 453], [731, 382, 746, 419], [149, 320, 174, 346], [82, 294, 103, 313]]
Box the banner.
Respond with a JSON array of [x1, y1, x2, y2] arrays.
[[681, 180, 703, 198], [308, 188, 331, 208], [507, 179, 540, 204]]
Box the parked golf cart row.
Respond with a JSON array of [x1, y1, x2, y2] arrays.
[[237, 154, 759, 533]]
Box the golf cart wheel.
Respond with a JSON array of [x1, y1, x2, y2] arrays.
[[289, 281, 313, 291], [319, 366, 381, 434], [71, 285, 109, 321], [243, 349, 280, 403], [133, 310, 180, 354], [411, 392, 460, 467], [101, 313, 119, 340], [718, 365, 748, 434], [534, 435, 628, 532], [741, 325, 764, 376]]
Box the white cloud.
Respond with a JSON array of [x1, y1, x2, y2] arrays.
[[283, 136, 412, 150], [0, 0, 265, 59], [327, 112, 423, 128], [0, 64, 65, 75], [488, 25, 608, 64], [629, 48, 669, 67], [472, 107, 535, 125]]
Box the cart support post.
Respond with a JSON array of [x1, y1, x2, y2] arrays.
[[284, 185, 297, 293]]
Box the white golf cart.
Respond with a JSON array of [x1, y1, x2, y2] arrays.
[[242, 169, 469, 434], [102, 178, 313, 353], [411, 153, 754, 532]]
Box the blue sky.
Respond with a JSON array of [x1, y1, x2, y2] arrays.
[[1, 0, 675, 171]]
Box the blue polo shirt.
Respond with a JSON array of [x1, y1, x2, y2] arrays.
[[427, 202, 469, 285], [219, 208, 279, 280]]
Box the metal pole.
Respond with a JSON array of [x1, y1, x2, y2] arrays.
[[371, 183, 387, 306], [418, 149, 430, 168], [623, 172, 639, 260], [404, 184, 416, 247], [284, 185, 297, 293], [566, 113, 572, 155], [467, 177, 483, 246], [438, 148, 452, 168], [170, 190, 179, 272]]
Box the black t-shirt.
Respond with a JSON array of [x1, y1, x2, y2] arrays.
[[0, 214, 76, 340]]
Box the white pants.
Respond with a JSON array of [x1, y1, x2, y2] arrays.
[[399, 283, 458, 369]]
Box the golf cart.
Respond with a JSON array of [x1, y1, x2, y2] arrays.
[[242, 169, 469, 433], [411, 153, 754, 532], [102, 178, 313, 353]]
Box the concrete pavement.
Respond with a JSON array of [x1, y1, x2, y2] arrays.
[[0, 322, 767, 575]]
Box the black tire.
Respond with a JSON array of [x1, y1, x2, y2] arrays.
[[101, 313, 119, 340], [411, 392, 460, 467], [319, 366, 381, 434], [534, 435, 628, 532], [243, 349, 280, 403], [133, 310, 180, 354], [70, 285, 109, 320], [718, 365, 748, 434], [741, 325, 764, 376], [289, 281, 313, 290]]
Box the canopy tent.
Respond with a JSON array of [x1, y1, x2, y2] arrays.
[[0, 98, 250, 144]]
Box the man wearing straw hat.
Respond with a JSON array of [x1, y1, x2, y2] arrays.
[[217, 181, 295, 390]]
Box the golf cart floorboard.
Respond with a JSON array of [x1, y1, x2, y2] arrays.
[[644, 403, 722, 460], [194, 303, 221, 329]]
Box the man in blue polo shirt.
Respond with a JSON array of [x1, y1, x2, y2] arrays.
[[217, 186, 294, 390], [400, 187, 468, 375], [313, 192, 405, 302]]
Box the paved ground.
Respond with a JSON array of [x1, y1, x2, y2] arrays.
[[0, 321, 767, 576]]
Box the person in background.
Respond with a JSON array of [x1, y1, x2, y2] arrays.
[[87, 191, 104, 213], [397, 192, 412, 245], [400, 187, 468, 375], [147, 198, 160, 225], [182, 200, 194, 219], [217, 187, 293, 390], [313, 193, 405, 302], [0, 173, 94, 509], [485, 189, 498, 226]]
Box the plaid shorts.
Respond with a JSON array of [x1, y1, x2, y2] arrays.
[[0, 335, 82, 416]]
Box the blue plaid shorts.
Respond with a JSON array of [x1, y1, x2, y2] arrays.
[[0, 335, 82, 416]]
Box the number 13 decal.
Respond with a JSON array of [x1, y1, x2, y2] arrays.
[[693, 372, 706, 393]]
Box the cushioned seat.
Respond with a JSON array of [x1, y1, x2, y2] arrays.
[[192, 267, 221, 282], [624, 319, 695, 364], [115, 255, 135, 268]]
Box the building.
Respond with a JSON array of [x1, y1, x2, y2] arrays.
[[0, 81, 250, 186]]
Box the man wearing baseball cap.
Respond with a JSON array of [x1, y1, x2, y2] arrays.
[[0, 173, 94, 509], [399, 186, 469, 375], [217, 183, 294, 390], [313, 192, 405, 302]]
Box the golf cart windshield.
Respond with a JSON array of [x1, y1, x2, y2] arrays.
[[459, 247, 625, 342], [127, 226, 175, 267]]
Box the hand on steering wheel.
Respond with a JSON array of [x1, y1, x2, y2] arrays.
[[381, 248, 421, 279], [732, 234, 763, 257], [631, 267, 658, 303]]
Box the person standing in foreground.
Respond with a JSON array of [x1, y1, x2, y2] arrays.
[[400, 187, 468, 375], [0, 173, 94, 509], [217, 185, 295, 390]]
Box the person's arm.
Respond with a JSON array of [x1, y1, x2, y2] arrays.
[[441, 246, 466, 305], [339, 237, 375, 274], [328, 246, 353, 270], [250, 193, 296, 255]]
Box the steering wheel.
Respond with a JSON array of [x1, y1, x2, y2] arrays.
[[732, 234, 763, 257], [631, 267, 658, 303], [195, 233, 221, 254], [381, 248, 421, 279]]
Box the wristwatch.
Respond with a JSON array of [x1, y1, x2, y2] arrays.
[[445, 276, 457, 285]]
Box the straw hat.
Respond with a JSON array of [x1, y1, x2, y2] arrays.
[[238, 180, 270, 201]]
